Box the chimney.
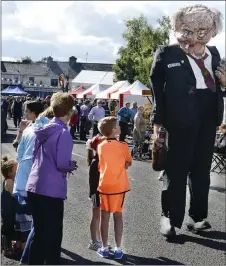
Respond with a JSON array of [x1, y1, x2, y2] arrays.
[[69, 56, 77, 67], [47, 56, 53, 67]]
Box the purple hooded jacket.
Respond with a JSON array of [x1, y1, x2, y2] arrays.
[[26, 117, 74, 199]]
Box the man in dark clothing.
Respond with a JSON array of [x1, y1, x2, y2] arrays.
[[102, 101, 110, 116], [75, 100, 81, 133], [12, 97, 22, 127], [1, 99, 9, 131], [117, 102, 132, 142], [79, 100, 91, 141], [1, 106, 7, 141]]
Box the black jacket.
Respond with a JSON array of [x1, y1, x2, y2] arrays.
[[12, 101, 22, 117], [150, 44, 225, 130]]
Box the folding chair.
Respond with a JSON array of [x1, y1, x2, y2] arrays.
[[211, 153, 226, 174]]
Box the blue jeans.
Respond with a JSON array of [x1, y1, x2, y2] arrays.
[[20, 227, 34, 264]]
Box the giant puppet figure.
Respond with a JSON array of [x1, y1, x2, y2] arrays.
[[150, 5, 226, 238]]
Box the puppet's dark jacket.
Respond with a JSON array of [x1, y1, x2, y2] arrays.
[[150, 44, 225, 130]]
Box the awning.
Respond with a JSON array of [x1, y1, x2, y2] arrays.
[[95, 80, 130, 99], [110, 80, 150, 99], [76, 84, 106, 99], [1, 85, 28, 95], [71, 70, 114, 88], [71, 86, 86, 97]]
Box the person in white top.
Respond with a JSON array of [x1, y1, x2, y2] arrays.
[[88, 100, 105, 137], [150, 4, 226, 238]]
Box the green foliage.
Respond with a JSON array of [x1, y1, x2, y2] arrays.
[[143, 102, 152, 120], [113, 15, 171, 86], [36, 57, 47, 63], [18, 56, 33, 64]]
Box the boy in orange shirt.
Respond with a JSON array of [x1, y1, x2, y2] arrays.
[[96, 116, 132, 259]]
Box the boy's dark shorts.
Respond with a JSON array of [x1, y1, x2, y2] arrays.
[[90, 191, 100, 208]]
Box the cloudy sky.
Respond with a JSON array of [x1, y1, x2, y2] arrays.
[[2, 1, 225, 63]]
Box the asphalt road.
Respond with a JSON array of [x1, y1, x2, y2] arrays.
[[1, 119, 226, 265]]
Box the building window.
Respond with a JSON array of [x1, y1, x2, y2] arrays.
[[13, 74, 19, 83], [29, 77, 34, 84], [51, 79, 58, 87]]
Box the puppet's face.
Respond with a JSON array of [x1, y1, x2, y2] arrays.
[[175, 12, 215, 49]]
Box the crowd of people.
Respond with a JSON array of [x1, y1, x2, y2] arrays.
[[2, 91, 225, 264], [1, 3, 226, 264], [1, 91, 135, 264], [2, 94, 151, 161]]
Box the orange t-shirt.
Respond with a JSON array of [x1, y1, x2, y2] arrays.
[[97, 139, 132, 195]]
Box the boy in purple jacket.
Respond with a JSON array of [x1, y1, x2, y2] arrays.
[[26, 93, 78, 265]]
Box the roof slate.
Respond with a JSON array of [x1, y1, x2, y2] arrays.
[[1, 60, 113, 79]]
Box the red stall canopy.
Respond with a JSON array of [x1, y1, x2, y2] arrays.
[[71, 86, 86, 98]]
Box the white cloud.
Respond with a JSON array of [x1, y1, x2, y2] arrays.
[[2, 56, 17, 62], [2, 1, 225, 62]]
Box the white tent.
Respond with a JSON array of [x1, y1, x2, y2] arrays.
[[110, 80, 150, 99], [71, 70, 114, 88], [76, 84, 106, 99], [95, 80, 131, 99]]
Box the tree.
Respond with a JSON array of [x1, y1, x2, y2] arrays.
[[36, 57, 48, 63], [113, 15, 171, 86], [17, 56, 33, 64]]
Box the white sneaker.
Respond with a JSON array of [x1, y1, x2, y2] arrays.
[[88, 240, 102, 251], [186, 216, 211, 232], [160, 216, 176, 237], [158, 171, 164, 181]]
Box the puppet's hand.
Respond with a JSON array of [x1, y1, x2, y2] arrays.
[[215, 66, 226, 87]]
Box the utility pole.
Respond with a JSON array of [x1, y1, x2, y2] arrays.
[[86, 52, 88, 62]]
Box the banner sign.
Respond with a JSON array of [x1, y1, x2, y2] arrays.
[[142, 90, 152, 96], [25, 87, 60, 92]]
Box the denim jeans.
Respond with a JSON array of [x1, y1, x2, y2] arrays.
[[20, 226, 34, 264]]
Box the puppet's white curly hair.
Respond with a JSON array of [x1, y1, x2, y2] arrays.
[[171, 4, 223, 36]]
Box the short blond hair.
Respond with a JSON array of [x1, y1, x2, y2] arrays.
[[51, 93, 74, 117], [98, 116, 117, 137]]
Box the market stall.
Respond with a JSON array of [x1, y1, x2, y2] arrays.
[[71, 70, 114, 88], [95, 80, 130, 99], [110, 80, 152, 107], [76, 84, 106, 99], [1, 85, 28, 95], [71, 86, 86, 98]]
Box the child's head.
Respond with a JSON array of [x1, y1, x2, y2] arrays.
[[136, 106, 144, 115], [1, 155, 17, 180], [98, 116, 121, 138], [51, 93, 75, 123], [25, 101, 44, 121]]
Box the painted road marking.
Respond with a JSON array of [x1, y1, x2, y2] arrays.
[[72, 152, 86, 159]]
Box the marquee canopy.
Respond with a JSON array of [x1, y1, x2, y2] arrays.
[[71, 70, 114, 88], [110, 80, 150, 99], [71, 86, 86, 97], [76, 84, 106, 99], [95, 80, 131, 99], [1, 85, 28, 95]]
